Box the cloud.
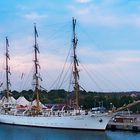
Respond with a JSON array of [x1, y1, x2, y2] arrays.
[[1, 42, 140, 91], [77, 48, 140, 91], [11, 48, 140, 91], [1, 32, 140, 92], [76, 0, 91, 3], [79, 47, 140, 65], [23, 12, 47, 21], [68, 4, 119, 26], [69, 1, 140, 27]]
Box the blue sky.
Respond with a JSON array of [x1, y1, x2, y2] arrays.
[[1, 0, 140, 92]]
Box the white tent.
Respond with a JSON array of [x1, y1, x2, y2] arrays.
[[16, 96, 30, 106], [9, 96, 16, 104], [32, 99, 45, 108], [1, 96, 16, 104]]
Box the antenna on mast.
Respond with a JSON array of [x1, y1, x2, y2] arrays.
[[72, 18, 80, 112]]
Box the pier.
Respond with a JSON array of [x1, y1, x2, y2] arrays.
[[107, 114, 140, 132]]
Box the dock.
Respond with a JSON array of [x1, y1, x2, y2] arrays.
[[107, 114, 140, 132]]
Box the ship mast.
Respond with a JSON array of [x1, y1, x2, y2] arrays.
[[5, 37, 11, 101], [33, 24, 40, 111], [72, 18, 80, 111]]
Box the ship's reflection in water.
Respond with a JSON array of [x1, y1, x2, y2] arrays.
[[0, 124, 139, 140]]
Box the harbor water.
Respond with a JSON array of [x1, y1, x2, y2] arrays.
[[0, 124, 139, 140]]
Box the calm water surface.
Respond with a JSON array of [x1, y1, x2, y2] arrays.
[[0, 124, 139, 140]]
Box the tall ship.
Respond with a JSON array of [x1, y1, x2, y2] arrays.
[[0, 18, 112, 130]]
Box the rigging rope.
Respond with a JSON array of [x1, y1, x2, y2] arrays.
[[77, 24, 138, 91], [48, 46, 72, 90]]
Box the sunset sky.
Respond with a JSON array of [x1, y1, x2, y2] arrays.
[[0, 0, 140, 92]]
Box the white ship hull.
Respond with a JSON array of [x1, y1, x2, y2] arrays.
[[0, 114, 112, 130]]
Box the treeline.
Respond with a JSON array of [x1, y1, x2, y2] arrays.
[[1, 89, 140, 112]]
